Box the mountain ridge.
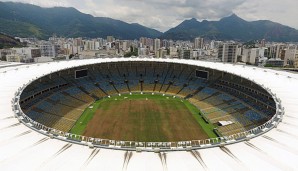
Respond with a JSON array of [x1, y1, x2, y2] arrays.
[[0, 2, 162, 39], [161, 14, 298, 41]]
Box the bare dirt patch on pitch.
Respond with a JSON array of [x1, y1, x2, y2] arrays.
[[83, 98, 208, 142]]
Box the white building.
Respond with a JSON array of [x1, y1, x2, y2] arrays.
[[34, 56, 54, 63], [39, 43, 59, 57], [210, 40, 215, 49], [11, 47, 41, 59], [218, 43, 239, 63], [168, 47, 178, 58], [0, 49, 16, 60], [6, 53, 33, 63], [192, 49, 207, 60], [138, 48, 149, 56], [6, 54, 23, 62], [122, 41, 128, 51], [154, 39, 161, 56], [83, 40, 97, 51], [241, 48, 265, 65], [284, 45, 297, 66], [5, 47, 41, 63]]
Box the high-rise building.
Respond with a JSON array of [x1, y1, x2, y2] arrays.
[[146, 38, 153, 47], [218, 43, 238, 63], [83, 40, 96, 51], [210, 40, 215, 49], [261, 39, 266, 47], [139, 37, 146, 47], [162, 40, 169, 48], [194, 37, 204, 49], [154, 38, 161, 55], [267, 44, 286, 59], [74, 38, 83, 46]]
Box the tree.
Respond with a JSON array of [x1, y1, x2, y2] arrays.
[[69, 54, 74, 59], [1, 56, 6, 61], [124, 46, 138, 57], [130, 46, 134, 53], [166, 48, 170, 55], [264, 64, 273, 67]]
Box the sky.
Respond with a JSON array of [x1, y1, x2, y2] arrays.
[[2, 0, 298, 32]]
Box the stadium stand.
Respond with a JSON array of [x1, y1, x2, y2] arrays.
[[20, 61, 276, 137]]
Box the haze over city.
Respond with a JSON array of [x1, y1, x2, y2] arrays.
[[2, 0, 298, 32]]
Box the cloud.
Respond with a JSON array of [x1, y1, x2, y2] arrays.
[[234, 0, 298, 29], [1, 0, 298, 32], [76, 0, 246, 31]]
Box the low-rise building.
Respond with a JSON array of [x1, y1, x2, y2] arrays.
[[34, 57, 54, 63], [241, 48, 265, 65], [266, 58, 284, 67], [179, 49, 192, 59], [284, 46, 297, 66], [6, 54, 33, 63], [39, 43, 59, 57]]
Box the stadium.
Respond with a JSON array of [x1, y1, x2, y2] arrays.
[[0, 58, 297, 170]]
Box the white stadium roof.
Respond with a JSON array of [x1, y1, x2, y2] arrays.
[[0, 58, 298, 171]]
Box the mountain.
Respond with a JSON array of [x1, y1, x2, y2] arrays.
[[0, 33, 25, 49], [1, 2, 297, 42], [0, 2, 162, 39], [161, 14, 298, 42]]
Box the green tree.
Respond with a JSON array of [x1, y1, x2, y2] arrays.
[[166, 48, 170, 55], [124, 46, 138, 57], [264, 64, 273, 67]]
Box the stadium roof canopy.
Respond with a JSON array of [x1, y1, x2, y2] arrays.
[[0, 58, 298, 170]]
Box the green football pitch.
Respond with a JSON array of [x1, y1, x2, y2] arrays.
[[70, 93, 217, 142]]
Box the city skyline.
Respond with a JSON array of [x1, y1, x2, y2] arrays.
[[1, 0, 298, 32]]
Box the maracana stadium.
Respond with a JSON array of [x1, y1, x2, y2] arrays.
[[0, 58, 297, 170]]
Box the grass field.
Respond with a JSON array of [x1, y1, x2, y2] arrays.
[[70, 93, 217, 142]]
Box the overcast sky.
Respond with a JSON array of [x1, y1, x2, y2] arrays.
[[2, 0, 298, 32]]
